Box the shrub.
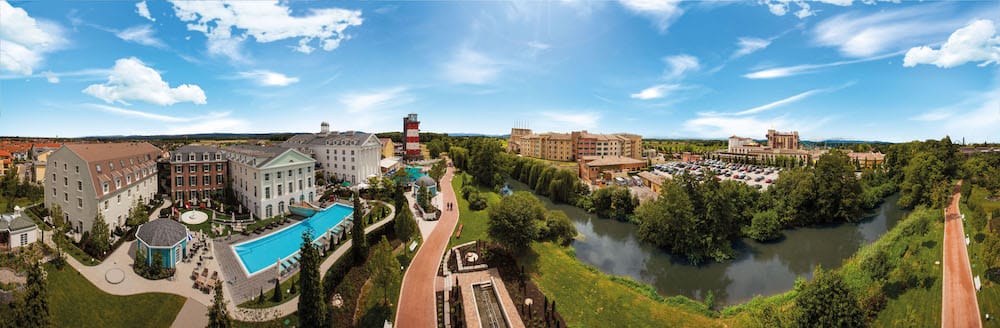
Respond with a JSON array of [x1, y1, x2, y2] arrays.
[[468, 192, 487, 211], [860, 249, 891, 281]]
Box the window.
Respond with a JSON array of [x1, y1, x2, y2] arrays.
[[189, 165, 196, 173], [117, 195, 121, 203], [175, 166, 182, 173], [215, 154, 221, 160], [351, 157, 355, 162], [307, 167, 311, 172], [129, 158, 134, 165], [104, 200, 109, 210], [126, 176, 132, 184], [115, 179, 121, 188], [216, 174, 224, 184], [216, 163, 223, 171], [308, 177, 312, 187], [277, 171, 282, 179], [175, 155, 182, 161], [76, 181, 82, 191], [20, 233, 27, 247], [264, 173, 270, 181], [265, 187, 270, 199], [326, 149, 329, 154], [298, 180, 302, 190], [203, 176, 210, 185], [203, 154, 209, 161], [277, 185, 283, 196], [75, 165, 79, 173], [52, 173, 55, 181], [266, 205, 273, 218], [176, 177, 183, 186], [189, 176, 197, 186], [203, 164, 210, 172], [288, 182, 293, 192], [63, 163, 67, 170], [189, 154, 195, 161], [109, 162, 114, 170], [52, 188, 56, 196], [77, 198, 83, 208]]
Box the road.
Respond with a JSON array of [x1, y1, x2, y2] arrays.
[[942, 181, 982, 328], [395, 166, 459, 327]]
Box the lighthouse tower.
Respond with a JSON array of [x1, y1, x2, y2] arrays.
[[403, 113, 421, 161]]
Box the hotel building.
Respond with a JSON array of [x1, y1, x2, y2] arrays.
[[44, 143, 160, 234], [282, 123, 382, 185], [224, 145, 316, 219], [509, 128, 643, 162], [167, 145, 228, 204]]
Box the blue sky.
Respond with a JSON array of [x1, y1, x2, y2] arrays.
[[1, 0, 998, 142]]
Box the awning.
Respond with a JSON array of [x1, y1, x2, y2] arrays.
[[341, 181, 351, 187]]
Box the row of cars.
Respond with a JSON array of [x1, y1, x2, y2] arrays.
[[653, 160, 781, 189]]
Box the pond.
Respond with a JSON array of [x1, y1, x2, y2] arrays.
[[506, 179, 908, 306]]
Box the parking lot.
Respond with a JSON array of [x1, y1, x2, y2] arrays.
[[652, 159, 780, 191]]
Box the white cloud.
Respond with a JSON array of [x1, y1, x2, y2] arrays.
[[115, 25, 165, 48], [82, 57, 207, 106], [619, 0, 683, 33], [237, 70, 299, 87], [0, 0, 66, 75], [169, 0, 363, 61], [527, 41, 551, 51], [904, 19, 1000, 68], [684, 115, 793, 139], [744, 52, 898, 79], [813, 7, 966, 58], [339, 87, 410, 113], [541, 111, 600, 129], [734, 37, 771, 58], [663, 54, 699, 80], [136, 1, 155, 21], [911, 110, 953, 122], [720, 89, 825, 116], [759, 0, 899, 19], [88, 103, 189, 122], [87, 103, 248, 134], [42, 71, 58, 84], [442, 48, 502, 85], [630, 84, 680, 100]]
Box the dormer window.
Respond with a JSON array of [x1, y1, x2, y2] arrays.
[[119, 160, 124, 167], [102, 183, 109, 193], [115, 178, 121, 188], [189, 154, 195, 161], [126, 176, 132, 184], [96, 164, 102, 173], [109, 162, 114, 170], [215, 154, 221, 160]]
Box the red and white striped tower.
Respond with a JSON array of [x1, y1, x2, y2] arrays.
[[403, 113, 421, 161]]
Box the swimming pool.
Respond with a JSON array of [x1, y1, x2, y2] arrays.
[[232, 203, 353, 276], [405, 166, 426, 181]]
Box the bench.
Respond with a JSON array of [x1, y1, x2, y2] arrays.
[[455, 224, 463, 239]]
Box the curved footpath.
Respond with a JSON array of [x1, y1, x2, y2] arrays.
[[941, 181, 982, 328], [44, 198, 395, 323], [395, 166, 459, 327]]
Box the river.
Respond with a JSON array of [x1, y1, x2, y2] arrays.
[[506, 179, 908, 306]]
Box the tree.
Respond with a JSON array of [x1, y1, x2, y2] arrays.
[[417, 184, 431, 211], [429, 160, 447, 185], [861, 249, 891, 282], [428, 139, 446, 158], [88, 212, 112, 258], [126, 200, 149, 227], [814, 150, 863, 223], [134, 247, 147, 274], [541, 210, 577, 245], [271, 278, 283, 302], [488, 192, 544, 253], [297, 231, 326, 326], [795, 267, 865, 328], [469, 139, 505, 188], [351, 194, 368, 264], [50, 204, 66, 259], [150, 251, 163, 276], [394, 207, 418, 242], [15, 262, 50, 328], [747, 210, 782, 242], [898, 152, 945, 208], [368, 236, 402, 305], [207, 281, 233, 328]]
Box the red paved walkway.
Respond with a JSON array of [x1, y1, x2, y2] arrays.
[[942, 181, 982, 328], [395, 166, 459, 327]]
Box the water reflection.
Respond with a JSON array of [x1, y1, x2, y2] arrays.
[[507, 179, 906, 305]]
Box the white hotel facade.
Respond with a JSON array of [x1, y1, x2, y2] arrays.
[[224, 145, 316, 219], [282, 122, 382, 185]]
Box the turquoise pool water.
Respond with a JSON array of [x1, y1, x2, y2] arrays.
[[405, 166, 426, 181], [232, 204, 353, 275]]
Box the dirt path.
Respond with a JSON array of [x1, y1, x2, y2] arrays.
[[395, 166, 459, 327], [942, 181, 982, 328]]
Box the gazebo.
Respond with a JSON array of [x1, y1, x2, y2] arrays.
[[412, 176, 438, 197], [135, 219, 190, 269]]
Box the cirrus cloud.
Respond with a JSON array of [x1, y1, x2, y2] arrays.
[[630, 84, 680, 100], [237, 70, 299, 87]]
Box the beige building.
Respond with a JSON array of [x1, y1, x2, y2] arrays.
[[378, 138, 395, 159], [44, 143, 161, 235], [32, 150, 53, 184], [225, 145, 316, 219], [766, 129, 799, 150], [578, 155, 648, 183], [715, 130, 825, 164], [509, 128, 643, 162]]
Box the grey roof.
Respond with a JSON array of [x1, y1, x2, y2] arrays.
[[1, 213, 36, 232], [281, 131, 375, 147], [172, 145, 224, 155], [136, 219, 188, 247], [414, 175, 437, 187]]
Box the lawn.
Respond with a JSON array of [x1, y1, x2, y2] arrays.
[[448, 172, 500, 247], [181, 209, 233, 238], [46, 263, 186, 328], [522, 242, 722, 328], [963, 186, 1000, 328], [238, 272, 300, 309], [356, 244, 406, 327]]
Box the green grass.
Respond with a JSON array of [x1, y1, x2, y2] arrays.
[[234, 313, 298, 327], [46, 263, 186, 328], [180, 209, 234, 238], [522, 242, 722, 328], [448, 172, 500, 247], [54, 237, 98, 266], [356, 246, 406, 327], [963, 186, 1000, 328]]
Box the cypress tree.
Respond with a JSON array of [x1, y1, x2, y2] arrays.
[[298, 231, 327, 326], [271, 278, 282, 302], [207, 281, 233, 328], [16, 262, 50, 328], [351, 194, 368, 264]]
